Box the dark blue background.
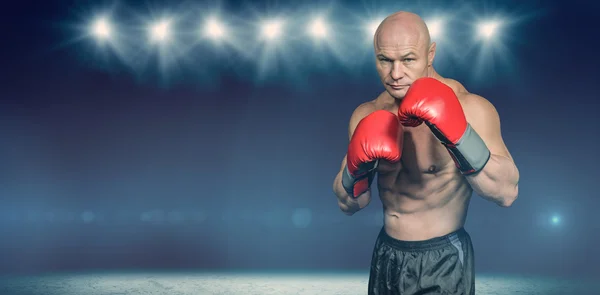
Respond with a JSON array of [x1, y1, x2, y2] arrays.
[[1, 0, 598, 278]]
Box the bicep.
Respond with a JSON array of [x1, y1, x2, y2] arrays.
[[348, 103, 375, 140], [465, 95, 513, 160], [348, 111, 364, 140], [341, 104, 374, 171]]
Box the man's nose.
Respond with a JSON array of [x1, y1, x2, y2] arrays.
[[390, 62, 405, 80]]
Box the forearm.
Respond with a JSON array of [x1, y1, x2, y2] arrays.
[[465, 154, 519, 207], [333, 168, 371, 215]]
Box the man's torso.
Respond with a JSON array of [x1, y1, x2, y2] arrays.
[[370, 77, 474, 241]]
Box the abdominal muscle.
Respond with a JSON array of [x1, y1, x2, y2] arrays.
[[376, 161, 473, 241], [370, 88, 474, 241]]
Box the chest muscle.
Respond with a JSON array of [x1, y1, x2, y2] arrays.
[[378, 125, 454, 176]]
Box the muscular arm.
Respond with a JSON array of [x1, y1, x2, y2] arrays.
[[463, 94, 520, 207], [333, 157, 371, 215], [333, 104, 374, 215]]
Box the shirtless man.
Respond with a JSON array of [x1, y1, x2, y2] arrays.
[[332, 11, 520, 295]]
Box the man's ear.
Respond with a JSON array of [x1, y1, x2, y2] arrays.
[[428, 42, 437, 66]]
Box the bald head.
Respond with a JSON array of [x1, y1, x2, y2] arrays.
[[374, 11, 431, 52], [372, 11, 437, 100]]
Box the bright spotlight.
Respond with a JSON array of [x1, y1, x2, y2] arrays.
[[261, 19, 283, 40], [91, 17, 111, 39], [150, 20, 171, 42], [204, 18, 226, 39], [308, 18, 328, 38], [427, 19, 443, 40], [478, 20, 500, 39], [368, 20, 381, 38]]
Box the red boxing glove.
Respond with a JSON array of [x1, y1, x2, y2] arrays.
[[398, 77, 490, 174], [342, 110, 403, 198]]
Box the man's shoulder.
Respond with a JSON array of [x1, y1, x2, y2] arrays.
[[347, 97, 383, 136], [442, 78, 468, 95], [441, 75, 493, 110], [458, 91, 500, 125], [435, 75, 500, 123], [459, 92, 495, 111], [352, 94, 385, 118]]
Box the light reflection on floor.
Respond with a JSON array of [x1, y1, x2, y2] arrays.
[[0, 271, 598, 295]]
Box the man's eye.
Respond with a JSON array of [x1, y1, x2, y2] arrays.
[[404, 58, 415, 62]]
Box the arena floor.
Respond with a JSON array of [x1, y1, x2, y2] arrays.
[[0, 271, 598, 295]]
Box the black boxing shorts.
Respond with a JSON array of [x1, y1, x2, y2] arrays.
[[368, 227, 475, 295]]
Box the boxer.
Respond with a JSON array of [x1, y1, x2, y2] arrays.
[[333, 11, 520, 295]]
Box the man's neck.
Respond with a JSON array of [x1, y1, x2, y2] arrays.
[[428, 67, 441, 79]]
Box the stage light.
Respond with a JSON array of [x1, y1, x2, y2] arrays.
[[367, 20, 381, 38], [308, 17, 328, 38], [426, 19, 443, 40], [204, 18, 226, 39], [150, 19, 171, 42], [478, 20, 500, 39], [91, 17, 111, 40], [261, 19, 283, 40], [68, 7, 522, 82]]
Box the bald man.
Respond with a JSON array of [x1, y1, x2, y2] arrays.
[[332, 11, 520, 295]]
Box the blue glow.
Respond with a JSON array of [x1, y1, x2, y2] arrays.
[[81, 211, 96, 223], [291, 208, 312, 228]]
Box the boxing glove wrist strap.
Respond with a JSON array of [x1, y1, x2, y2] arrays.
[[341, 160, 379, 197], [443, 124, 490, 175]]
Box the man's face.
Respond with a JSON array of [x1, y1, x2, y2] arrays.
[[375, 32, 431, 99]]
